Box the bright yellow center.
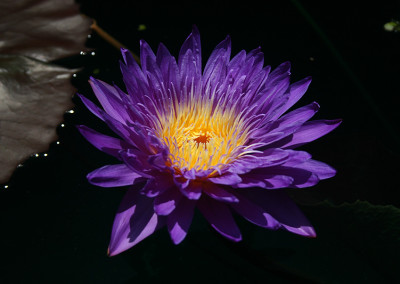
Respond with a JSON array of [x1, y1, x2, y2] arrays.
[[154, 92, 254, 173]]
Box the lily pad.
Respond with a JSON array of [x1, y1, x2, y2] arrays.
[[0, 0, 91, 183]]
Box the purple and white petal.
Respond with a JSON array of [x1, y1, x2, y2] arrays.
[[153, 187, 183, 216], [202, 182, 239, 203], [76, 125, 130, 159], [87, 164, 143, 187], [167, 198, 197, 244], [108, 189, 165, 256], [240, 188, 316, 237], [198, 196, 242, 242]]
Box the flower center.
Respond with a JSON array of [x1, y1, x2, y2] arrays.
[[154, 90, 255, 173], [193, 133, 210, 145]]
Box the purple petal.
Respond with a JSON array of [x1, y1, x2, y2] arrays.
[[203, 35, 231, 89], [140, 40, 157, 74], [141, 174, 174, 197], [120, 48, 148, 103], [197, 196, 242, 242], [295, 159, 336, 180], [208, 172, 242, 185], [274, 76, 312, 118], [236, 172, 294, 189], [108, 189, 164, 256], [264, 166, 319, 188], [156, 42, 180, 88], [119, 149, 153, 179], [179, 25, 201, 77], [77, 93, 104, 121], [180, 181, 203, 200], [253, 102, 320, 143], [153, 187, 183, 216], [202, 182, 239, 203], [240, 188, 316, 237], [89, 78, 129, 123], [76, 125, 129, 159], [264, 174, 295, 188], [277, 101, 320, 126], [167, 198, 197, 244], [228, 148, 290, 175], [87, 164, 143, 187], [281, 150, 312, 167], [230, 192, 280, 229], [100, 113, 148, 152], [281, 119, 343, 149]]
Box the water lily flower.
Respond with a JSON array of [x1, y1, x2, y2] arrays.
[[77, 26, 341, 256]]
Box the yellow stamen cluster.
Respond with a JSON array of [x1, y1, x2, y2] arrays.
[[154, 90, 253, 172]]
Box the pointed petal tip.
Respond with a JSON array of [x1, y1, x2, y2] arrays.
[[169, 226, 187, 245], [326, 119, 343, 129], [107, 246, 117, 257], [211, 223, 242, 242], [191, 24, 200, 35], [311, 101, 320, 110], [302, 226, 317, 238], [140, 39, 150, 48], [284, 225, 317, 238]]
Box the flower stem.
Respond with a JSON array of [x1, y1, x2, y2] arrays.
[[90, 20, 140, 64]]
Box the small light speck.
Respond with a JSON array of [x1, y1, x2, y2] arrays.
[[43, 153, 48, 157], [4, 185, 8, 189], [138, 24, 147, 31], [35, 153, 39, 157], [67, 110, 75, 114], [80, 51, 86, 56], [60, 123, 65, 127], [87, 34, 92, 39], [72, 73, 77, 78], [56, 141, 60, 145], [91, 51, 96, 56], [309, 57, 315, 61], [17, 164, 23, 168]]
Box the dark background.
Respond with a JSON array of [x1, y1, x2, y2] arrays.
[[1, 0, 400, 283]]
